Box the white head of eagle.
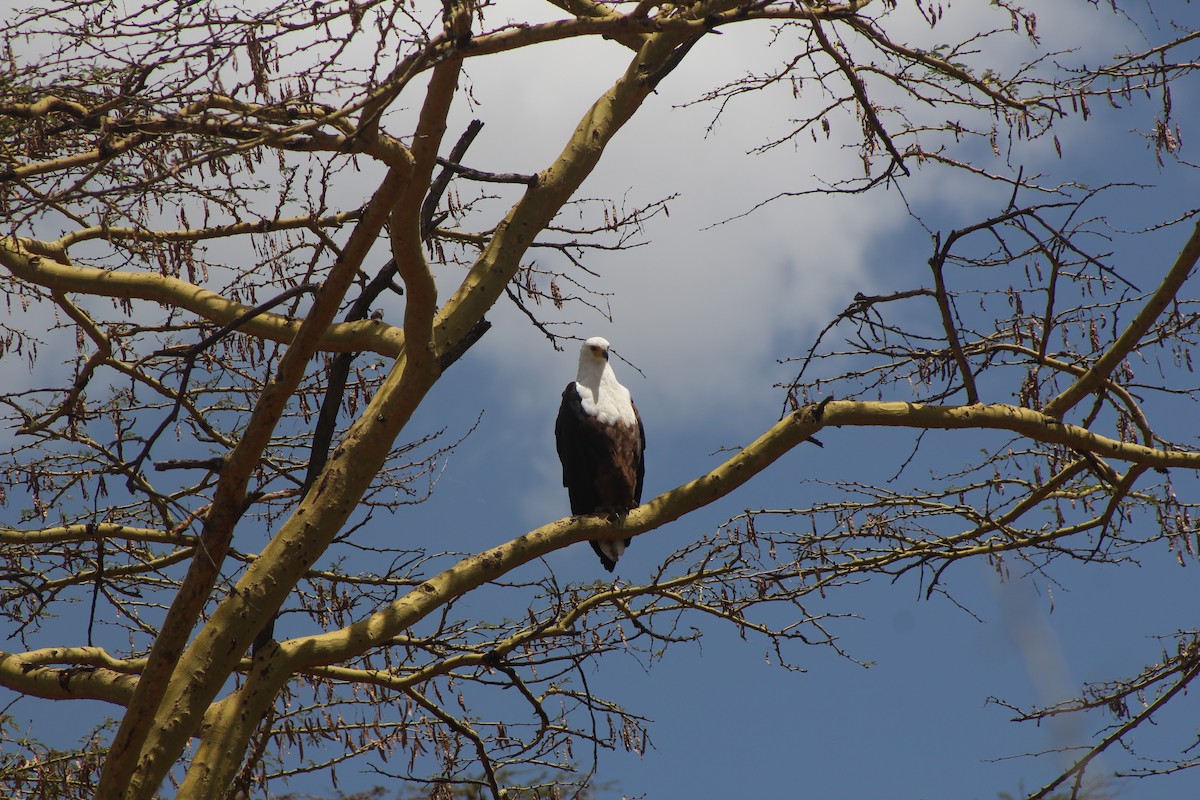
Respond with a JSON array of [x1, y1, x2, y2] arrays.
[[554, 337, 646, 572]]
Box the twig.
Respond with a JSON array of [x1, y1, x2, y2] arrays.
[[929, 230, 981, 404], [438, 318, 492, 371], [126, 283, 319, 488], [423, 119, 484, 236], [810, 17, 910, 177], [1026, 653, 1200, 800], [433, 155, 538, 185]]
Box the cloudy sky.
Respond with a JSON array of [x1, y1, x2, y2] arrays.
[[358, 3, 1200, 799]]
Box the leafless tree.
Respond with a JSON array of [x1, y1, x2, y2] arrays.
[[0, 2, 1197, 799]]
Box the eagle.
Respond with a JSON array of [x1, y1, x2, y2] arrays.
[[555, 336, 646, 571]]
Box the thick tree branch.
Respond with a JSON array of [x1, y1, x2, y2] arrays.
[[0, 651, 138, 705], [391, 44, 463, 371], [432, 24, 698, 356], [277, 395, 1200, 671], [0, 240, 405, 356], [104, 163, 416, 800], [1044, 219, 1200, 419], [124, 284, 446, 798], [0, 524, 190, 546], [251, 111, 491, 655], [819, 400, 1200, 469]]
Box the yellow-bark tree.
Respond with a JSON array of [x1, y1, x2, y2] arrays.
[[0, 2, 1197, 799]]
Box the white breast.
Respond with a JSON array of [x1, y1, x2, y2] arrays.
[[576, 366, 638, 427]]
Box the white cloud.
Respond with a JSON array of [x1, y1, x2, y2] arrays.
[[440, 17, 902, 430]]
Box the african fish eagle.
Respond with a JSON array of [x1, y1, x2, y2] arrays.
[[555, 336, 646, 571]]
